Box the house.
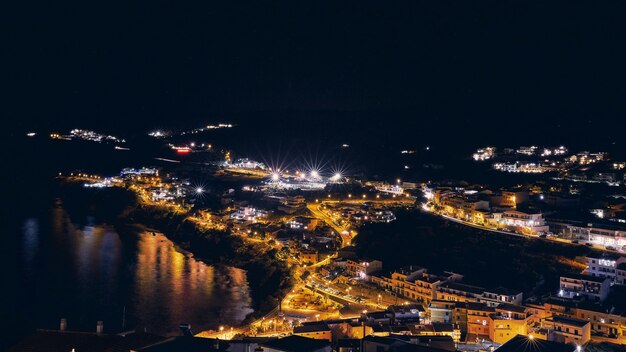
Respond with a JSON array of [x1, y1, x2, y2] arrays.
[[259, 335, 331, 352], [559, 273, 611, 302], [540, 315, 591, 345], [435, 281, 485, 302], [466, 302, 496, 340], [487, 303, 530, 344], [388, 304, 426, 323], [346, 321, 373, 339], [528, 297, 626, 344], [500, 209, 549, 235], [412, 272, 455, 305], [554, 223, 626, 249], [480, 287, 524, 307], [429, 300, 456, 324], [331, 257, 349, 269], [293, 323, 332, 341], [300, 249, 319, 264], [586, 254, 626, 284], [346, 258, 383, 280], [408, 323, 460, 343], [378, 267, 459, 305]]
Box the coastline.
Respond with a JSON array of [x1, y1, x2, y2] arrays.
[[61, 180, 294, 328], [118, 202, 294, 326]]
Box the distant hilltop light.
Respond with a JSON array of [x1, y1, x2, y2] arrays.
[[342, 144, 350, 148], [26, 132, 36, 137], [425, 146, 430, 151], [148, 130, 170, 138]]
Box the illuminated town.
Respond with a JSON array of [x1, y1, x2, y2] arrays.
[[15, 125, 622, 351], [6, 2, 626, 352]]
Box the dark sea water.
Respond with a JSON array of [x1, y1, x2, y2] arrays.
[[2, 136, 253, 345]]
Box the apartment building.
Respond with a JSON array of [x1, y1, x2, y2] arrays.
[[559, 273, 611, 302], [541, 315, 591, 345]]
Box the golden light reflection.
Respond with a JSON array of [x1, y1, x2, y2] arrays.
[[134, 232, 253, 333]]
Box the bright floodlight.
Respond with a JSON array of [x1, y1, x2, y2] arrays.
[[196, 187, 204, 194], [331, 173, 341, 181], [310, 170, 319, 178], [271, 173, 280, 181]]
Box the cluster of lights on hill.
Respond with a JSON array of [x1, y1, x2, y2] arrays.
[[270, 169, 342, 182]]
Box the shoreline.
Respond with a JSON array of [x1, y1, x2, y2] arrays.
[[113, 192, 294, 327]]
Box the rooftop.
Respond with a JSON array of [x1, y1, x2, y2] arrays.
[[466, 302, 495, 312], [389, 303, 426, 312], [432, 323, 454, 333], [495, 334, 575, 352], [486, 286, 522, 296], [496, 303, 527, 314], [259, 335, 330, 352], [547, 315, 590, 328], [587, 253, 622, 261], [395, 265, 425, 275], [439, 281, 485, 295], [561, 273, 610, 283], [293, 323, 330, 333]]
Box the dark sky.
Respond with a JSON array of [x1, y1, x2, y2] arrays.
[[4, 1, 626, 131]]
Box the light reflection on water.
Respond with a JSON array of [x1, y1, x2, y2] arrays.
[[14, 206, 253, 335]]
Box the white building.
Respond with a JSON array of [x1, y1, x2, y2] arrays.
[[500, 209, 549, 234], [230, 207, 268, 222], [479, 287, 524, 307], [617, 263, 626, 285], [346, 258, 383, 280], [225, 158, 267, 170], [559, 274, 611, 302], [120, 167, 159, 176], [586, 254, 626, 284]]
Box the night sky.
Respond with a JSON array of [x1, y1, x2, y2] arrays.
[[4, 1, 626, 134]]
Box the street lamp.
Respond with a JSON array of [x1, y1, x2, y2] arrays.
[[219, 326, 224, 339], [196, 187, 203, 194]]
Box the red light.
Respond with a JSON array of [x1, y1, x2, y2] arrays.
[[175, 148, 191, 154]]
